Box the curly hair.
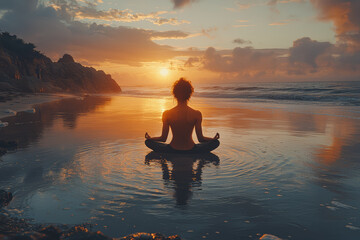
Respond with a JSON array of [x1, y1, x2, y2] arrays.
[[172, 78, 194, 102]]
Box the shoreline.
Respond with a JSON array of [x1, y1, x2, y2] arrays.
[[0, 92, 79, 120], [0, 92, 77, 156]]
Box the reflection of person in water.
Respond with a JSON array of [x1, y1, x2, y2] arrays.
[[145, 152, 219, 205], [145, 78, 220, 153]]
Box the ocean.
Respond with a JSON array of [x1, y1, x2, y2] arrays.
[[123, 81, 360, 106]]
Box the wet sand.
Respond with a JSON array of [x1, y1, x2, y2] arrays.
[[0, 92, 76, 119]]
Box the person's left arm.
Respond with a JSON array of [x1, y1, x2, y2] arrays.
[[195, 111, 219, 142], [145, 111, 169, 142]]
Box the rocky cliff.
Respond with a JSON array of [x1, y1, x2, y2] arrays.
[[0, 32, 121, 93]]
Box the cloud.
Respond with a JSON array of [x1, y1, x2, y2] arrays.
[[49, 0, 189, 25], [226, 2, 258, 12], [334, 49, 360, 72], [310, 0, 360, 50], [302, 0, 360, 72], [235, 3, 254, 10], [267, 0, 280, 13], [288, 37, 360, 74], [153, 17, 190, 25], [202, 47, 279, 77], [233, 38, 252, 45], [150, 30, 189, 40], [201, 27, 217, 39], [172, 0, 197, 9], [185, 37, 360, 80], [0, 0, 191, 65], [288, 37, 332, 74], [0, 0, 38, 12], [184, 57, 199, 67], [289, 37, 331, 67]]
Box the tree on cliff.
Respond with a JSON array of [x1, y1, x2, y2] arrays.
[[0, 32, 121, 93], [0, 32, 42, 60]]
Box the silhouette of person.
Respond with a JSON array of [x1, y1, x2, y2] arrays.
[[145, 78, 220, 153], [145, 151, 220, 205]]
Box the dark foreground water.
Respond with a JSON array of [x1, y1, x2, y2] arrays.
[[1, 92, 360, 240]]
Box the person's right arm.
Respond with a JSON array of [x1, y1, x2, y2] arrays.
[[145, 111, 169, 142], [195, 111, 219, 142]]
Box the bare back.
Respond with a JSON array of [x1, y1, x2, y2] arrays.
[[163, 105, 200, 150]]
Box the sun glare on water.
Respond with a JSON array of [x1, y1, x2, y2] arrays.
[[160, 68, 169, 77]]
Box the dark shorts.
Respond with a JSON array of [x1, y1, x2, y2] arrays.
[[145, 139, 220, 154]]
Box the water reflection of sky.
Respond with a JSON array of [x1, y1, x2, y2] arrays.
[[0, 95, 360, 239]]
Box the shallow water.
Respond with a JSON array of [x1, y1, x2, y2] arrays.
[[1, 95, 360, 240]]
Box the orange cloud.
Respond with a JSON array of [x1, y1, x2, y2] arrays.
[[49, 0, 189, 25], [310, 0, 360, 51], [0, 0, 193, 65], [185, 37, 360, 81], [311, 0, 358, 34]]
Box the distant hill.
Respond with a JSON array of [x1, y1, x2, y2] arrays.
[[0, 32, 121, 93]]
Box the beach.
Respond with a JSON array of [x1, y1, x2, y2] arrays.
[[1, 83, 360, 239], [0, 92, 77, 119], [1, 0, 360, 238]]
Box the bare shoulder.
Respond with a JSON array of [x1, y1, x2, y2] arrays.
[[164, 107, 176, 116], [162, 109, 170, 119], [188, 106, 202, 118]]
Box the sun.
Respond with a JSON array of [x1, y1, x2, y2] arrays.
[[160, 68, 169, 77]]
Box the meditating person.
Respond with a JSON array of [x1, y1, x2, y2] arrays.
[[145, 77, 220, 153]]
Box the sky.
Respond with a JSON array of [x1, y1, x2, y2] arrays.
[[0, 0, 359, 86]]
